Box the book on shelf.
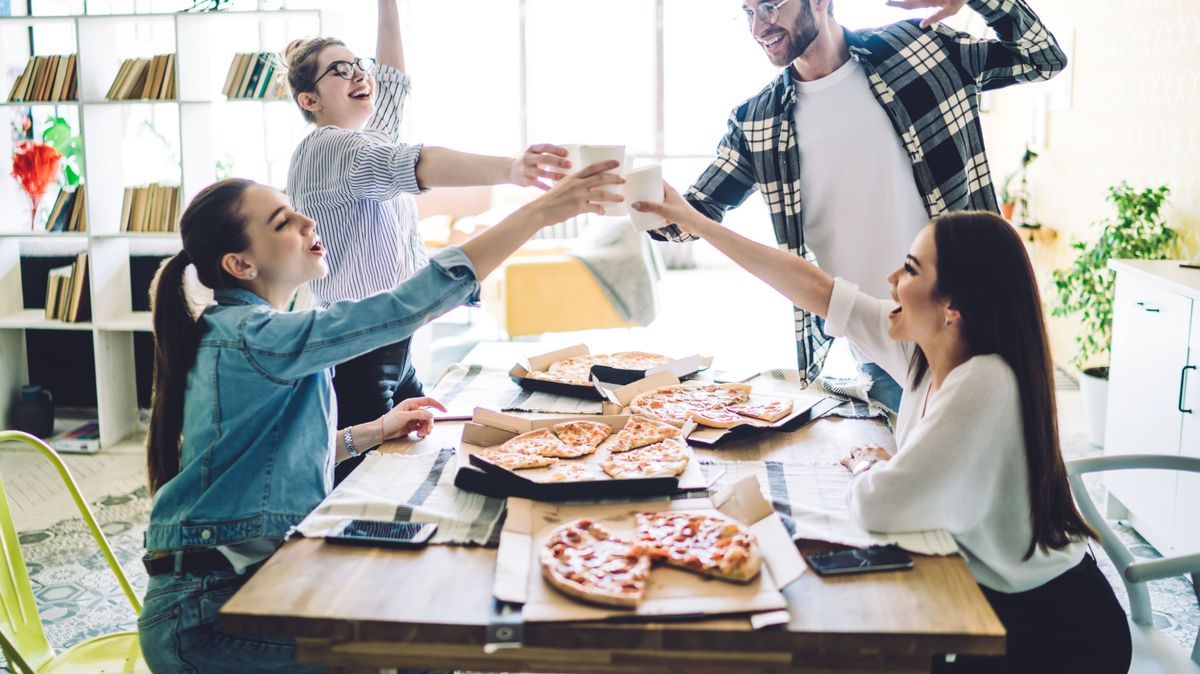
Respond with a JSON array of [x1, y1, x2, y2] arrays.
[[120, 184, 180, 232], [44, 185, 87, 233], [106, 54, 176, 101], [42, 252, 90, 322], [6, 54, 77, 103], [52, 420, 101, 454], [222, 52, 288, 100]]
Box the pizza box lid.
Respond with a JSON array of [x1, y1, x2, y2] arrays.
[[509, 345, 711, 401], [598, 376, 838, 446], [454, 408, 714, 501], [493, 474, 806, 622]]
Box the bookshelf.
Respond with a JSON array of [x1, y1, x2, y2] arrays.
[[0, 6, 340, 448]]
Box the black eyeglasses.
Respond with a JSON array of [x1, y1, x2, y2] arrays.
[[311, 57, 377, 88], [742, 0, 793, 27]]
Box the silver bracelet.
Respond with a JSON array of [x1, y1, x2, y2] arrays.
[[343, 427, 360, 458]]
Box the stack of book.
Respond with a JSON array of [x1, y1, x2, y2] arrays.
[[44, 186, 87, 233], [6, 55, 78, 102], [223, 52, 288, 100], [120, 183, 180, 232], [44, 252, 90, 323], [105, 54, 176, 101]]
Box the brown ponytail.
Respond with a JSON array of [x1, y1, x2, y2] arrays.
[[146, 178, 255, 493], [282, 37, 345, 124]]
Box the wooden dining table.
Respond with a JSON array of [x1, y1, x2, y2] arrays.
[[220, 383, 1004, 674]]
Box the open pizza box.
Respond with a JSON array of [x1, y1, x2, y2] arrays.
[[509, 344, 713, 401], [493, 474, 805, 624], [454, 408, 718, 501], [596, 372, 835, 446]]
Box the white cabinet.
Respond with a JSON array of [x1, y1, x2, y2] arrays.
[[1105, 261, 1199, 555]]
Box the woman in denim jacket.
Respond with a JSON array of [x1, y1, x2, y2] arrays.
[[137, 162, 623, 673]]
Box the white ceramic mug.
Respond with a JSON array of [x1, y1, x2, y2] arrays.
[[623, 164, 666, 231], [576, 144, 627, 216]]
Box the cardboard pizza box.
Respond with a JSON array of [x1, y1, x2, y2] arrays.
[[493, 474, 805, 623], [454, 408, 714, 501], [509, 344, 712, 401], [597, 374, 836, 446]]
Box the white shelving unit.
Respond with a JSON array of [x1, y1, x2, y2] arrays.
[[1, 6, 338, 448]]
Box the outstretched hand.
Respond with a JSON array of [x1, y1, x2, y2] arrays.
[[885, 0, 967, 28], [380, 396, 447, 440], [510, 144, 572, 191], [531, 160, 625, 224], [631, 182, 715, 237]]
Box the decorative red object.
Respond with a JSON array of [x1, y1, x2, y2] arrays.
[[10, 141, 63, 228]]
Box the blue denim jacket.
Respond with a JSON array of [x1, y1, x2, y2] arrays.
[[145, 247, 479, 552]]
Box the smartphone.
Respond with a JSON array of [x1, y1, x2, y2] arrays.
[[803, 545, 914, 576], [326, 519, 437, 549]]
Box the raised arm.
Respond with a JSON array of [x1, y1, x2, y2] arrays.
[[376, 0, 405, 72], [888, 0, 1067, 90], [634, 184, 833, 317], [415, 144, 571, 192]]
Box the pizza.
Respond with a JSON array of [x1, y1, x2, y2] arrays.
[[636, 512, 761, 583], [549, 420, 612, 458], [727, 399, 794, 423], [540, 518, 651, 608], [476, 448, 558, 471], [689, 407, 747, 429], [537, 462, 603, 483], [528, 352, 673, 386], [630, 383, 752, 427], [611, 415, 682, 453], [499, 428, 569, 457], [600, 437, 690, 479]]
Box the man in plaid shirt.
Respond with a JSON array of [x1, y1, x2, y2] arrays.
[[652, 0, 1065, 410]]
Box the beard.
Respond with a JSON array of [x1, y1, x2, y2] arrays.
[[764, 1, 821, 67]]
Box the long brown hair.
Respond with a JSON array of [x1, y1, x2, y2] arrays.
[[910, 211, 1094, 559], [146, 179, 255, 494], [283, 37, 345, 124]]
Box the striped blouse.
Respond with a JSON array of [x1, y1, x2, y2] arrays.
[[287, 64, 427, 306]]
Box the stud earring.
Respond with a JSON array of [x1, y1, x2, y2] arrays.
[[249, 270, 257, 278]]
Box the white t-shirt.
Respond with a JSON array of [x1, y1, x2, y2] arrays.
[[825, 278, 1087, 593], [792, 59, 930, 300]]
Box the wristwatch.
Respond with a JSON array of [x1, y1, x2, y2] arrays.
[[851, 457, 879, 477], [343, 427, 361, 459]]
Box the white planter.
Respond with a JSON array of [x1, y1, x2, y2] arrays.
[[1078, 367, 1109, 448]]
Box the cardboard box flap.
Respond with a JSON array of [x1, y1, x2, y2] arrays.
[[510, 344, 591, 379], [494, 498, 534, 604], [594, 370, 680, 407], [645, 354, 713, 378], [714, 475, 806, 589]]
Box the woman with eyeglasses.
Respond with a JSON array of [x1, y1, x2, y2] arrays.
[[283, 0, 571, 485]]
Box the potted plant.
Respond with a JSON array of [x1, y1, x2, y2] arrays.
[[998, 146, 1038, 222], [1050, 182, 1175, 447]]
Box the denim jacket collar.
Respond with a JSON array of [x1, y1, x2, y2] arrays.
[[214, 287, 274, 309]]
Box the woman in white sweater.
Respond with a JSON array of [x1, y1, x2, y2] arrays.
[[633, 189, 1131, 673]]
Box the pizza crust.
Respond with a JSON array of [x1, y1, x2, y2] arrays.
[[601, 438, 690, 479], [476, 449, 559, 470], [727, 399, 794, 423], [539, 519, 650, 609], [611, 415, 682, 453]]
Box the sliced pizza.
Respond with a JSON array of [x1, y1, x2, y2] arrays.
[[537, 462, 603, 483], [636, 511, 762, 583], [550, 420, 612, 458], [540, 518, 651, 609], [689, 406, 746, 429], [475, 448, 558, 471], [727, 398, 794, 423], [499, 428, 570, 457], [600, 437, 690, 479], [611, 415, 682, 453], [630, 383, 754, 427]]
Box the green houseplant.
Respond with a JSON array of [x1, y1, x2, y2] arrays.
[[1050, 182, 1175, 446]]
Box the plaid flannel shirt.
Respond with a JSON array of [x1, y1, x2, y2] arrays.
[[654, 0, 1066, 381]]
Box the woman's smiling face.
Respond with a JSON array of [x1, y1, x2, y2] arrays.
[[885, 224, 953, 344]]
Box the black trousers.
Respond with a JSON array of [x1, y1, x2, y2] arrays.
[[934, 553, 1132, 674], [332, 338, 424, 486]]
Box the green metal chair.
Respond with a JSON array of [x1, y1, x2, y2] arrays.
[[1068, 454, 1200, 673], [0, 430, 148, 674]]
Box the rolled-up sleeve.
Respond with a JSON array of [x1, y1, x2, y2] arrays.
[[823, 278, 914, 387]]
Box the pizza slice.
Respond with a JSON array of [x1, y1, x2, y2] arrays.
[[537, 462, 603, 483], [475, 448, 558, 471], [499, 427, 571, 457], [636, 511, 761, 583], [540, 518, 650, 609], [727, 398, 794, 423], [600, 437, 690, 479], [689, 406, 746, 429], [549, 420, 613, 458], [611, 415, 682, 453]]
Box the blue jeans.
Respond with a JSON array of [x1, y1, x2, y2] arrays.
[[860, 361, 903, 413], [138, 569, 323, 674]]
